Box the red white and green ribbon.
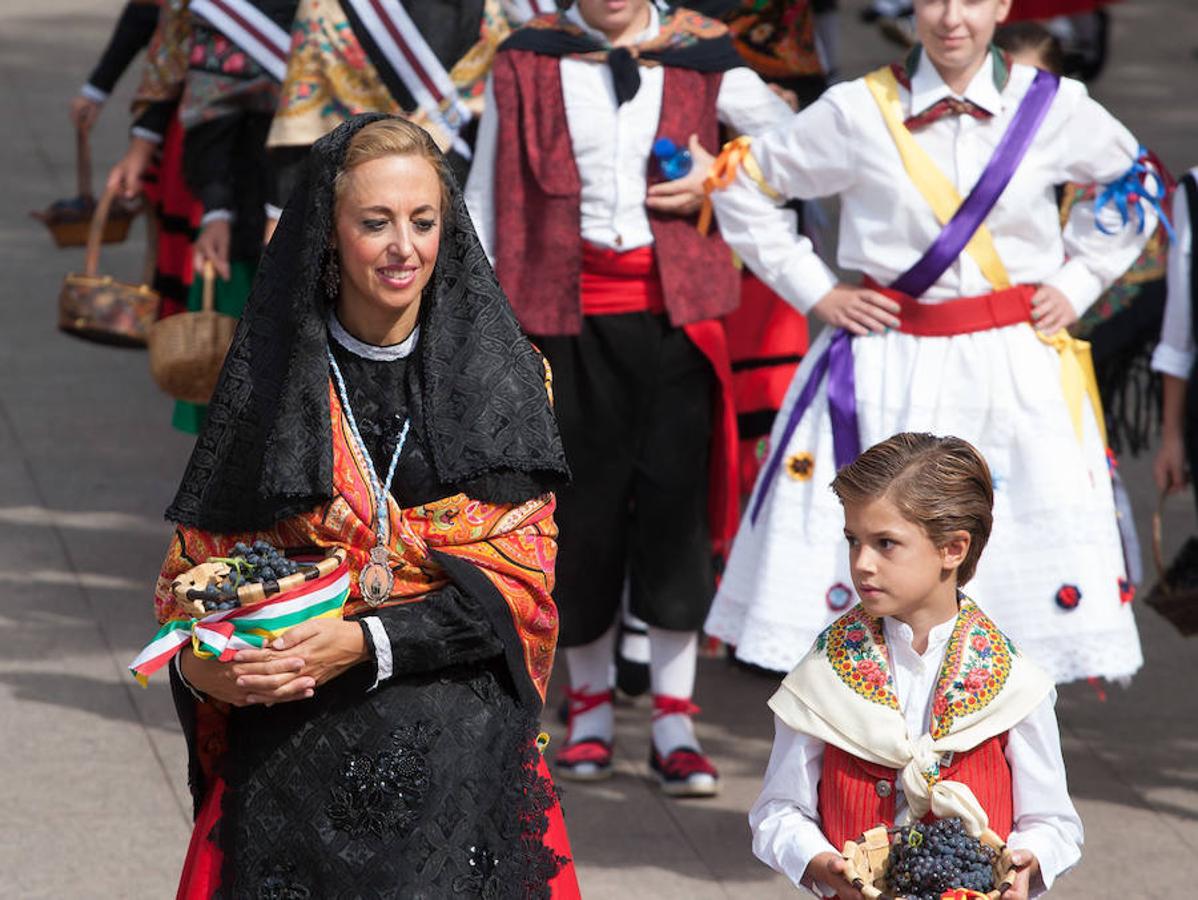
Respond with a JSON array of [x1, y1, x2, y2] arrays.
[[130, 564, 351, 686]]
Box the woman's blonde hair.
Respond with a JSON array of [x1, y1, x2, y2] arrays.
[[333, 118, 455, 222], [831, 433, 994, 585]]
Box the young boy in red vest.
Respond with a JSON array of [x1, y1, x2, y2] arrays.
[[464, 0, 791, 795], [751, 433, 1082, 899]]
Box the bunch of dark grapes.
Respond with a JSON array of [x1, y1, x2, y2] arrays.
[[883, 818, 997, 900], [201, 541, 306, 611]]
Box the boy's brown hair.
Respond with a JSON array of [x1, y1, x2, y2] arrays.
[[831, 433, 994, 585]]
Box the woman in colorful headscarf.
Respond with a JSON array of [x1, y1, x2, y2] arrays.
[[154, 114, 579, 898]]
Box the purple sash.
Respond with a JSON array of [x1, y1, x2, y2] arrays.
[[748, 69, 1060, 526], [892, 68, 1060, 297]]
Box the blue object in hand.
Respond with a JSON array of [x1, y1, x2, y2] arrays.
[[653, 137, 692, 180]]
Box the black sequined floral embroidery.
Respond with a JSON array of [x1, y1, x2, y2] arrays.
[[326, 723, 437, 839]]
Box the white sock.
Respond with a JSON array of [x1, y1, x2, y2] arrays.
[[648, 628, 700, 756], [620, 591, 650, 665], [565, 622, 616, 744]]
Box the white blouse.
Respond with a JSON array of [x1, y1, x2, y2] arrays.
[[1151, 168, 1197, 380], [709, 52, 1153, 314], [464, 4, 793, 262], [750, 614, 1084, 899]]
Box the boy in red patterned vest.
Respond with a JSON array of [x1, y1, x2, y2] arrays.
[[750, 433, 1082, 899]]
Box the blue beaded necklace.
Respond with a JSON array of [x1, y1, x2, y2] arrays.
[[327, 347, 410, 606]]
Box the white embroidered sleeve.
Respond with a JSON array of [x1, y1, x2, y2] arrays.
[[1005, 691, 1084, 897], [1152, 183, 1194, 379], [750, 716, 838, 897], [708, 93, 856, 312], [363, 616, 393, 691], [1046, 88, 1156, 315]]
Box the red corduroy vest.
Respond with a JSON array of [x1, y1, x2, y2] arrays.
[[490, 48, 741, 336], [817, 735, 1014, 851]]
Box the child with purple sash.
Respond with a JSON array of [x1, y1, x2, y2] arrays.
[[697, 0, 1160, 685]]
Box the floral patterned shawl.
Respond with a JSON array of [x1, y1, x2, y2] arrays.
[[156, 383, 560, 708], [769, 599, 1053, 835]]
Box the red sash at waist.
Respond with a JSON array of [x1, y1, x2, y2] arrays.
[[580, 243, 666, 316], [863, 276, 1036, 337]]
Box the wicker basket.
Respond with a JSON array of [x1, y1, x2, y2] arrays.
[[31, 128, 137, 248], [841, 824, 1016, 900], [57, 185, 159, 347], [1143, 491, 1198, 636], [148, 261, 238, 405], [172, 547, 348, 619]]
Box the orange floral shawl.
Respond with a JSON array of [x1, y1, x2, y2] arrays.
[[155, 381, 560, 706]]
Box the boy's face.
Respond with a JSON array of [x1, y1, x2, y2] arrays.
[[914, 0, 1012, 77], [842, 494, 965, 621]]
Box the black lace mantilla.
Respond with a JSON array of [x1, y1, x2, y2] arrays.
[[166, 114, 569, 533]]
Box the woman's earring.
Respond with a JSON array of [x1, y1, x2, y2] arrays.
[[323, 253, 340, 300]]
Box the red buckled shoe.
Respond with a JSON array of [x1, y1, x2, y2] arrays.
[[555, 687, 614, 782], [649, 746, 720, 797]]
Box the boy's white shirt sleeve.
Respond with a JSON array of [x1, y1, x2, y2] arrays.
[[463, 74, 499, 265], [1152, 181, 1194, 379], [708, 93, 855, 313], [1047, 87, 1157, 316], [749, 715, 838, 897], [1005, 690, 1084, 897]]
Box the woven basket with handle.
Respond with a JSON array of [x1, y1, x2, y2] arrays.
[[841, 824, 1016, 900], [56, 184, 158, 347], [1143, 490, 1198, 636], [148, 261, 238, 405], [31, 127, 136, 248]]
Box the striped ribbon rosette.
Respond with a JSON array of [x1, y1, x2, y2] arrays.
[[130, 562, 351, 686]]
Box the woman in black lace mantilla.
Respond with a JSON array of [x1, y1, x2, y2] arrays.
[[153, 114, 579, 899]]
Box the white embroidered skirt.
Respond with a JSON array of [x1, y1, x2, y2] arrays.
[[706, 323, 1143, 684]]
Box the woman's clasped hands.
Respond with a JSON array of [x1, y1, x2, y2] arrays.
[[179, 618, 369, 706]]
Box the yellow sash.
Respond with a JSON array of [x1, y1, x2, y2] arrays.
[[863, 65, 1106, 447], [862, 66, 1011, 291]]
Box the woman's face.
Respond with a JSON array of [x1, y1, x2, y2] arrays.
[[333, 153, 442, 342]]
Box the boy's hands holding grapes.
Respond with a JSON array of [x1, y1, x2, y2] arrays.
[[1000, 850, 1039, 900], [804, 852, 867, 900]]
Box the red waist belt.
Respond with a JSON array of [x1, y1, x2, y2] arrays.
[[863, 276, 1036, 337], [581, 243, 666, 316]]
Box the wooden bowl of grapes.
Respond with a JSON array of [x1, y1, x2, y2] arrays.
[[841, 819, 1016, 900], [171, 542, 347, 618]]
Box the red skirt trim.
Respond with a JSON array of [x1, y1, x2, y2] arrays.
[[176, 758, 581, 899]]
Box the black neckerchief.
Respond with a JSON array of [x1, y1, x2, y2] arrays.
[[499, 7, 745, 105]]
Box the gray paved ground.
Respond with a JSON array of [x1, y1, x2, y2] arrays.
[[1, 1, 1195, 897]]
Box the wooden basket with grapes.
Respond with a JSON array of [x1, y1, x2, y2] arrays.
[[171, 541, 347, 618], [841, 819, 1016, 900]]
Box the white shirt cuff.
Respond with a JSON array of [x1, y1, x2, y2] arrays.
[[80, 83, 109, 103], [782, 254, 838, 314], [1151, 342, 1194, 380], [131, 126, 164, 144], [1042, 258, 1105, 317], [265, 203, 284, 222], [1007, 829, 1076, 897], [200, 209, 235, 227], [364, 616, 392, 690]]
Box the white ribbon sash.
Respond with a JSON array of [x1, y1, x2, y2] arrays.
[[342, 0, 474, 158], [190, 0, 292, 82]]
